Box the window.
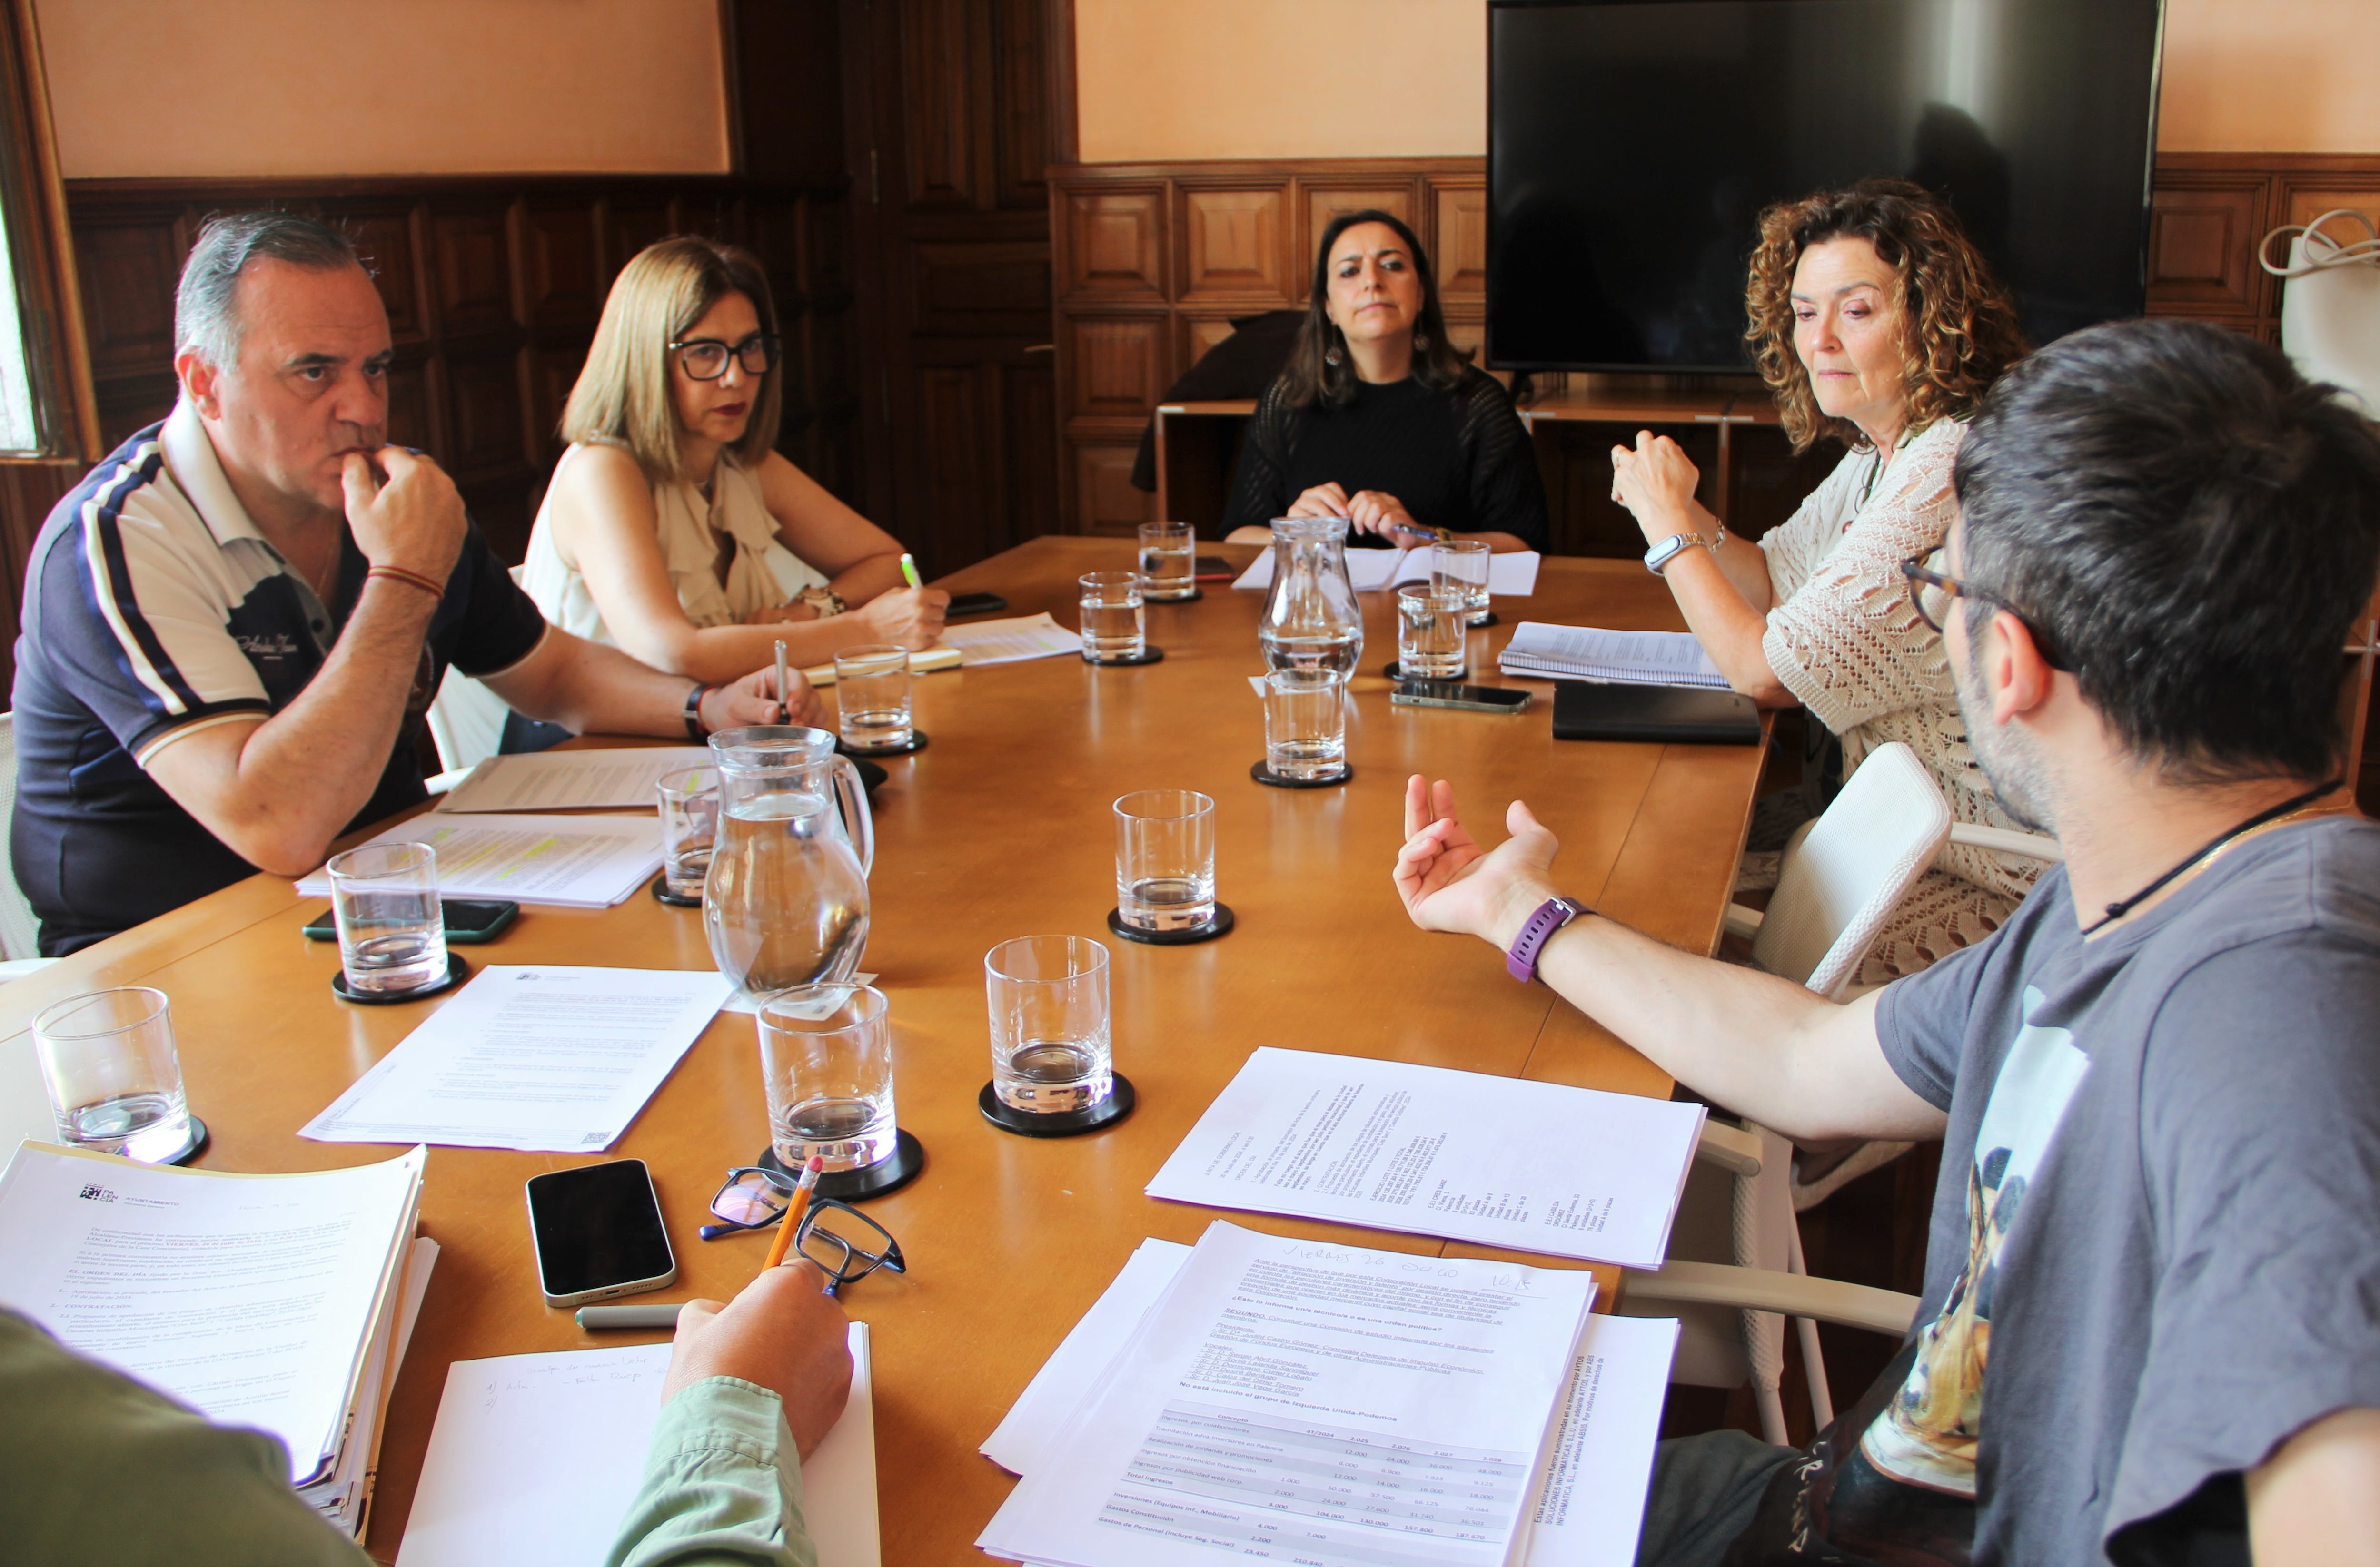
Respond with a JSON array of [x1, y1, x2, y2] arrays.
[[0, 0, 96, 462]]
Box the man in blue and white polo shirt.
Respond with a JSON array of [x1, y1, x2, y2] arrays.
[[13, 212, 810, 954]]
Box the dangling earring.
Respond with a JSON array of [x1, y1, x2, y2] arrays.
[[1413, 332, 1431, 352], [1324, 345, 1343, 367]]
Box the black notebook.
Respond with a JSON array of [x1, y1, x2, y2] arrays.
[[1551, 680, 1761, 745]]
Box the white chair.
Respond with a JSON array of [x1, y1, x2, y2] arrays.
[[425, 665, 511, 791], [0, 713, 56, 978]]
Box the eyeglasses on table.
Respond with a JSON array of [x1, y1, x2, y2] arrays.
[[703, 1164, 907, 1296]]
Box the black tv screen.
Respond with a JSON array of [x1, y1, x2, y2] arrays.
[[1487, 0, 2165, 372]]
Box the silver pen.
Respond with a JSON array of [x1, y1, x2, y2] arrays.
[[576, 1302, 683, 1330], [774, 638, 790, 724]]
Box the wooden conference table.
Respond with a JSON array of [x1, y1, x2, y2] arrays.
[[0, 536, 1765, 1564]]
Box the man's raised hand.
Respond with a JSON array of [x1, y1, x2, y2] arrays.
[[343, 445, 467, 586], [1394, 774, 1564, 948]]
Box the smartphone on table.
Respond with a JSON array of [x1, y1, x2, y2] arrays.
[[301, 898, 519, 944], [946, 591, 1008, 617], [1193, 555, 1236, 581], [1390, 680, 1534, 714], [525, 1159, 678, 1308]]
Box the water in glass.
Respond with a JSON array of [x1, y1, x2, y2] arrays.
[[833, 646, 912, 752], [995, 1036, 1112, 1114], [1137, 522, 1195, 600], [1258, 517, 1364, 681], [1114, 788, 1217, 932], [985, 935, 1112, 1116], [1396, 583, 1468, 680], [759, 984, 898, 1172], [704, 727, 875, 997], [1265, 670, 1347, 780]]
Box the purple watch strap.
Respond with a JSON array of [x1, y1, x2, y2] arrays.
[[1506, 896, 1588, 983]]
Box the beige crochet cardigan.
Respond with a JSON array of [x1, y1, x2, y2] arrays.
[[1759, 418, 2040, 982]]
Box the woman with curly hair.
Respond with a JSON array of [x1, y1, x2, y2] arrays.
[[1610, 178, 2033, 995], [1220, 210, 1547, 551]]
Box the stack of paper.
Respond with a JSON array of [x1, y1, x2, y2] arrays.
[[979, 1221, 1631, 1567], [0, 1143, 435, 1539], [434, 747, 711, 814], [1498, 623, 1729, 689], [301, 966, 732, 1152], [1146, 1048, 1706, 1269], [983, 1236, 1679, 1567], [296, 814, 663, 908], [396, 1325, 881, 1567], [942, 612, 1084, 665], [1233, 547, 1541, 596]]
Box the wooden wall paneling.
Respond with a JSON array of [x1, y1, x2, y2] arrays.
[[1067, 314, 1167, 418], [910, 237, 1054, 335], [1178, 311, 1246, 372], [994, 0, 1053, 211], [0, 461, 82, 692], [1179, 184, 1291, 302], [1432, 180, 1490, 304], [516, 201, 604, 332], [604, 199, 679, 284], [72, 213, 182, 379], [901, 0, 978, 208], [1071, 438, 1151, 536], [347, 204, 430, 342], [2144, 175, 2269, 320], [1060, 186, 1166, 301], [428, 202, 517, 339]]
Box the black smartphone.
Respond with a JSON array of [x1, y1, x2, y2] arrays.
[[946, 591, 1008, 617], [525, 1159, 678, 1308], [302, 898, 520, 943], [1193, 555, 1235, 581], [1390, 680, 1535, 714]]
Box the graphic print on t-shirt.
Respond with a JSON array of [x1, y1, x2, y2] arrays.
[[1862, 986, 2089, 1495]]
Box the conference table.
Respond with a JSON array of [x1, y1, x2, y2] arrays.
[[0, 535, 1765, 1564]]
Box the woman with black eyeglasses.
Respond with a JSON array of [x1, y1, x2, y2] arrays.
[[522, 237, 946, 684]]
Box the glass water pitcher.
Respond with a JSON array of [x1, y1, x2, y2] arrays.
[[704, 726, 875, 995], [1258, 516, 1364, 682]]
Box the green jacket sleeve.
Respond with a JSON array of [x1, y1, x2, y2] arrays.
[[605, 1375, 818, 1567], [0, 1310, 373, 1567]]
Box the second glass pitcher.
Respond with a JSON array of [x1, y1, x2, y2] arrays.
[[1258, 516, 1365, 682], [704, 726, 875, 995]]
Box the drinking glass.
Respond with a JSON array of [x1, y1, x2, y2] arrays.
[[32, 987, 191, 1162], [1114, 790, 1216, 932], [833, 644, 914, 752], [1395, 583, 1469, 680], [1432, 539, 1493, 626], [756, 983, 898, 1173], [1078, 571, 1146, 662], [657, 766, 719, 901], [985, 936, 1111, 1114], [1263, 669, 1348, 781], [327, 842, 447, 993], [1137, 521, 1196, 601]]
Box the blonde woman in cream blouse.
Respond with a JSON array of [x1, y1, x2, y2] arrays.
[[1612, 181, 2033, 986], [523, 237, 946, 684]]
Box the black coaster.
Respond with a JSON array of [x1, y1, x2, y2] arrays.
[[1083, 646, 1165, 667], [332, 952, 470, 1004], [651, 873, 702, 909], [1108, 903, 1235, 945], [1381, 661, 1468, 682], [838, 729, 928, 758], [1466, 611, 1500, 629], [1251, 759, 1351, 788], [140, 1113, 209, 1167], [978, 1073, 1137, 1138], [1145, 587, 1204, 604], [758, 1128, 926, 1203]]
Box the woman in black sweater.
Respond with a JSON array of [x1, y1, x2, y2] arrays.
[[1220, 209, 1547, 552]]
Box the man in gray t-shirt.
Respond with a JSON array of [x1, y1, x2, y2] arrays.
[[1394, 317, 2380, 1566]]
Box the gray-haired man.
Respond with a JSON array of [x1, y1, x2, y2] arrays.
[[12, 212, 815, 953]]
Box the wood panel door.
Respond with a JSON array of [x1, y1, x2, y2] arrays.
[[843, 0, 1061, 577]]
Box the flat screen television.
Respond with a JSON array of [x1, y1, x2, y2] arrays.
[[1487, 0, 2165, 372]]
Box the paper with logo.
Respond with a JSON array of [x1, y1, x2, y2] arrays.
[[299, 966, 732, 1152], [1145, 1047, 1705, 1269]]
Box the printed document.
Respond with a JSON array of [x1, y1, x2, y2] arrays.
[[983, 1238, 1679, 1567], [979, 1221, 1595, 1567], [1233, 548, 1540, 596], [1498, 623, 1729, 689], [397, 1323, 880, 1567], [943, 611, 1085, 665], [295, 814, 663, 908], [0, 1142, 426, 1485], [1146, 1048, 1705, 1269], [434, 747, 710, 814], [300, 966, 732, 1152]]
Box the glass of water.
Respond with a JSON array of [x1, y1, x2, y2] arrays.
[[833, 643, 913, 752], [1264, 669, 1348, 781], [1432, 539, 1493, 626], [32, 987, 191, 1162], [657, 766, 719, 901], [1137, 521, 1196, 601], [985, 935, 1111, 1115], [1395, 582, 1469, 680], [756, 983, 898, 1174], [1114, 789, 1216, 933], [1078, 571, 1146, 662], [327, 842, 447, 994]]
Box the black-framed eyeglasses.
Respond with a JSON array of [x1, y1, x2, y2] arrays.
[[701, 1167, 906, 1295], [668, 333, 779, 381], [1899, 552, 2066, 669]]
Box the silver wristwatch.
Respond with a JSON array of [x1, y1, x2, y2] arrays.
[[798, 585, 847, 618], [1643, 525, 1726, 576]]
